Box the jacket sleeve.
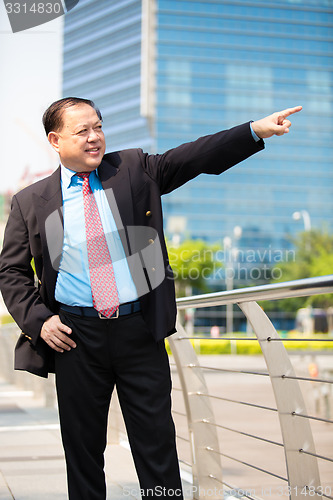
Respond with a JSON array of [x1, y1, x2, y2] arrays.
[[0, 195, 54, 346], [142, 122, 265, 194]]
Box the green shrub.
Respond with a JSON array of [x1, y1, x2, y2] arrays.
[[166, 335, 333, 355]]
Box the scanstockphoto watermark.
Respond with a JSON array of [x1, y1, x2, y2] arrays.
[[123, 485, 333, 498], [123, 486, 257, 497], [3, 0, 80, 33], [169, 246, 296, 282], [169, 246, 296, 266], [44, 188, 167, 300], [173, 262, 287, 282]]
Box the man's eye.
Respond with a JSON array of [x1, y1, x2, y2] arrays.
[[78, 129, 87, 134]]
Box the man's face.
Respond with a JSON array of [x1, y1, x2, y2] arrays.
[[48, 103, 106, 172]]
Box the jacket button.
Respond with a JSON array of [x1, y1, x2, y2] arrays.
[[152, 267, 156, 272], [148, 238, 154, 245], [146, 210, 152, 217]]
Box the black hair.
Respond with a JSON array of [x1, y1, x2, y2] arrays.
[[42, 97, 103, 136]]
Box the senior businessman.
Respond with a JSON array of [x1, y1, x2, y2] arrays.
[[0, 98, 302, 499]]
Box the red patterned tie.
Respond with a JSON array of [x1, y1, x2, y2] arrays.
[[78, 172, 119, 317]]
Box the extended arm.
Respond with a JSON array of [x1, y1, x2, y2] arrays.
[[145, 121, 265, 195], [144, 106, 302, 195]]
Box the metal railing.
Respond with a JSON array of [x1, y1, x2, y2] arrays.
[[168, 275, 333, 500]]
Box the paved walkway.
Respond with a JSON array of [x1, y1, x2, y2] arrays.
[[1, 353, 332, 500], [0, 379, 192, 500]]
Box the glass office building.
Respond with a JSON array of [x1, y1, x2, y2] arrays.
[[63, 0, 333, 265]]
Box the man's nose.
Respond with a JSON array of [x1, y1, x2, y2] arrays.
[[87, 129, 99, 141]]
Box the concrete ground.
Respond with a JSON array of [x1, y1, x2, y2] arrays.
[[0, 378, 193, 500], [0, 353, 332, 500]]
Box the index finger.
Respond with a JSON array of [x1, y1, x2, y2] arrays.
[[279, 106, 302, 118]]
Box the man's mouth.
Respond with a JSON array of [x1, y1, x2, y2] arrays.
[[85, 147, 100, 153]]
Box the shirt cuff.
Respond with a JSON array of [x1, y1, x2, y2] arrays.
[[250, 121, 260, 142]]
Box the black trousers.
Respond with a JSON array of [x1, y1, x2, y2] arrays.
[[55, 310, 183, 500]]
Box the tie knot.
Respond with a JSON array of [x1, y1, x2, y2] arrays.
[[77, 172, 90, 180]]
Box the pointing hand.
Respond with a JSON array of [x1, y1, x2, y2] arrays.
[[251, 106, 302, 139]]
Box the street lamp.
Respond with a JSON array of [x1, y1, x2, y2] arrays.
[[293, 210, 311, 252], [292, 210, 311, 231], [167, 216, 187, 247], [224, 226, 242, 334]]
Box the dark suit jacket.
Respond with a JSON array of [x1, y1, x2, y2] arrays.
[[0, 123, 264, 377]]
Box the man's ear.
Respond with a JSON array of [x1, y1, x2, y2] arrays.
[[48, 131, 60, 153]]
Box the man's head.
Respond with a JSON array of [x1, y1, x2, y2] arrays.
[[43, 97, 106, 173]]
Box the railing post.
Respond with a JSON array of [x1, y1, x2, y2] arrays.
[[168, 320, 223, 500], [239, 301, 322, 500]]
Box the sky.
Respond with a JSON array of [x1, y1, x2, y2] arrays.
[[0, 2, 63, 194]]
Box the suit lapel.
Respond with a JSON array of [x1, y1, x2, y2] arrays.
[[98, 158, 134, 254], [33, 167, 63, 302]]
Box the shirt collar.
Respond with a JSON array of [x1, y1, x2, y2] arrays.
[[60, 164, 99, 189]]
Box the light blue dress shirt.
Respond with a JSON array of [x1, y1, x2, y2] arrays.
[[250, 122, 260, 142], [55, 166, 138, 307]]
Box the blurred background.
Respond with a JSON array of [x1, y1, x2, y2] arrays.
[[0, 3, 333, 498], [0, 0, 332, 330]]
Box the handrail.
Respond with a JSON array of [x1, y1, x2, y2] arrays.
[[176, 274, 333, 309], [170, 275, 333, 500]]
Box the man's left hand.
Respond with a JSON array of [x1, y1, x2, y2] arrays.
[[252, 106, 302, 139]]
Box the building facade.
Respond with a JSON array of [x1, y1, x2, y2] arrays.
[[63, 0, 333, 276]]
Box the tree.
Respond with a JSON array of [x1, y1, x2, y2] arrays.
[[166, 239, 222, 298], [266, 229, 333, 310]]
